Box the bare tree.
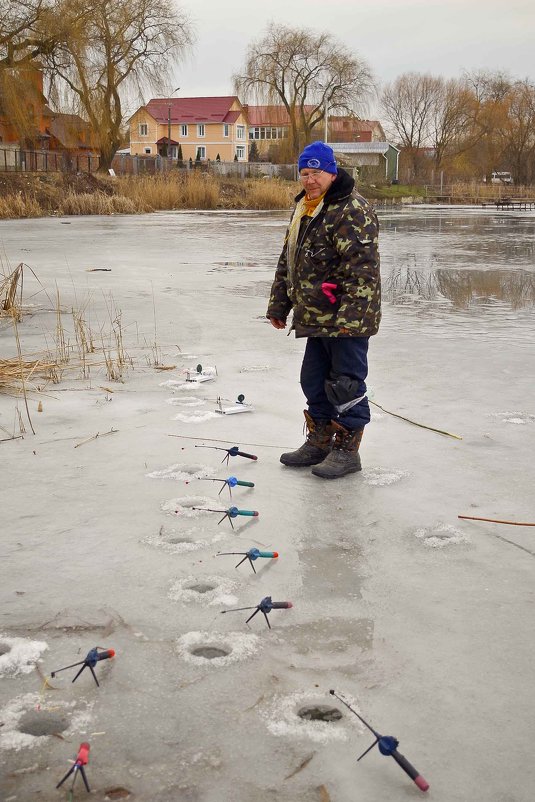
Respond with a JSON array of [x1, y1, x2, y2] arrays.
[[234, 23, 374, 157], [0, 1, 61, 143], [429, 79, 475, 170], [461, 70, 514, 182], [0, 0, 57, 66], [381, 73, 443, 177], [46, 0, 192, 170], [500, 80, 535, 184]]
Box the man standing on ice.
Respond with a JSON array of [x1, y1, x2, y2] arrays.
[[267, 142, 381, 480]]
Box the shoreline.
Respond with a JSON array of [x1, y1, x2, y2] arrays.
[[0, 172, 530, 219]]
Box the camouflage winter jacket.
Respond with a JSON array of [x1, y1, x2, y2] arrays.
[[267, 168, 381, 338]]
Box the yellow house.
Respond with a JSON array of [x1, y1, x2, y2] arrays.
[[129, 96, 248, 162]]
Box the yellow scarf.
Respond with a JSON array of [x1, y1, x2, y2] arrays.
[[286, 191, 327, 279]]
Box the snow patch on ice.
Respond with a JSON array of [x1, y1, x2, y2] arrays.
[[414, 523, 470, 548], [363, 467, 407, 486], [172, 410, 219, 423], [141, 527, 208, 553], [168, 575, 239, 607], [162, 496, 218, 518], [0, 636, 48, 677], [146, 463, 214, 481], [488, 411, 535, 425], [0, 693, 93, 751], [160, 379, 192, 390], [176, 631, 260, 666], [166, 396, 206, 407], [260, 691, 361, 743]]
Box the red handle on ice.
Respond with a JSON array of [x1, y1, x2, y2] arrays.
[[76, 743, 90, 766], [95, 649, 115, 662]]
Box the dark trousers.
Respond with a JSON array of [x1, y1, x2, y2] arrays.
[[300, 337, 370, 430]]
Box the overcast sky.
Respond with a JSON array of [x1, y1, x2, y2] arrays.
[[169, 0, 534, 113]]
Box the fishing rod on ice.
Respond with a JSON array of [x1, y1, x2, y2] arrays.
[[216, 547, 278, 573], [198, 476, 255, 498], [50, 647, 115, 687], [220, 595, 292, 628], [195, 444, 258, 465], [192, 505, 259, 529], [329, 690, 429, 792]]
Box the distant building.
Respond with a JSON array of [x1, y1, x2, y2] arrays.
[[330, 142, 400, 183], [244, 105, 292, 157], [42, 110, 98, 158], [244, 106, 387, 159], [129, 97, 249, 162], [324, 118, 386, 144]]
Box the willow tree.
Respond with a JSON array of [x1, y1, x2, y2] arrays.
[[234, 23, 374, 157], [46, 0, 192, 170], [0, 0, 60, 144]]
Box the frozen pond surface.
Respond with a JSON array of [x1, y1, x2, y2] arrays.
[[1, 206, 535, 801]]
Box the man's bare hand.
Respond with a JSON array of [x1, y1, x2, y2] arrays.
[[269, 317, 286, 329]]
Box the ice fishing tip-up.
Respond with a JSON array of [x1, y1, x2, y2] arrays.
[[217, 547, 278, 573], [199, 476, 255, 497], [329, 690, 429, 792], [56, 742, 90, 792], [195, 444, 258, 464], [221, 595, 292, 628], [50, 647, 115, 687], [192, 505, 259, 529]]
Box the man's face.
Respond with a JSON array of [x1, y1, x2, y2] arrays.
[[299, 169, 336, 199]]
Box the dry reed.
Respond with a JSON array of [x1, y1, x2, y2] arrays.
[[117, 172, 220, 210], [57, 191, 139, 216], [242, 177, 294, 209], [0, 194, 44, 219], [1, 263, 23, 319]]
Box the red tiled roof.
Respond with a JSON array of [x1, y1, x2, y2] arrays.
[[146, 97, 242, 124], [244, 105, 315, 126], [244, 105, 291, 126]]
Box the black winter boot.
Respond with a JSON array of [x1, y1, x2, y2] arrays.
[[311, 421, 363, 479], [280, 410, 334, 467]]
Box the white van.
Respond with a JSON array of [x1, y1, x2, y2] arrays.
[[483, 171, 513, 184]]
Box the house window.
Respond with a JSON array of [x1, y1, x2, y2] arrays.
[[236, 125, 245, 140], [197, 124, 205, 137], [236, 146, 245, 160], [196, 146, 206, 160], [139, 123, 148, 136], [249, 126, 287, 140], [144, 147, 152, 154], [223, 124, 229, 137], [181, 124, 188, 137]]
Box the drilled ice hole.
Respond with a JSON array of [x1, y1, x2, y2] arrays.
[[0, 643, 11, 656], [186, 583, 216, 594], [297, 705, 343, 722], [18, 711, 69, 737], [190, 646, 230, 660]]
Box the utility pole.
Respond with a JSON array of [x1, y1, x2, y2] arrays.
[[324, 101, 329, 144], [167, 104, 171, 163], [167, 87, 180, 165]]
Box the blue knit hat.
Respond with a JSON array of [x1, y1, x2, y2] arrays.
[[298, 142, 337, 175]]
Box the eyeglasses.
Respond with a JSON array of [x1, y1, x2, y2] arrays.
[[300, 170, 324, 181]]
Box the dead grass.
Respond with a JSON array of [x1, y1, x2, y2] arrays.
[[1, 263, 23, 319], [57, 191, 139, 215], [242, 177, 294, 209], [0, 194, 44, 219], [117, 172, 220, 210]]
